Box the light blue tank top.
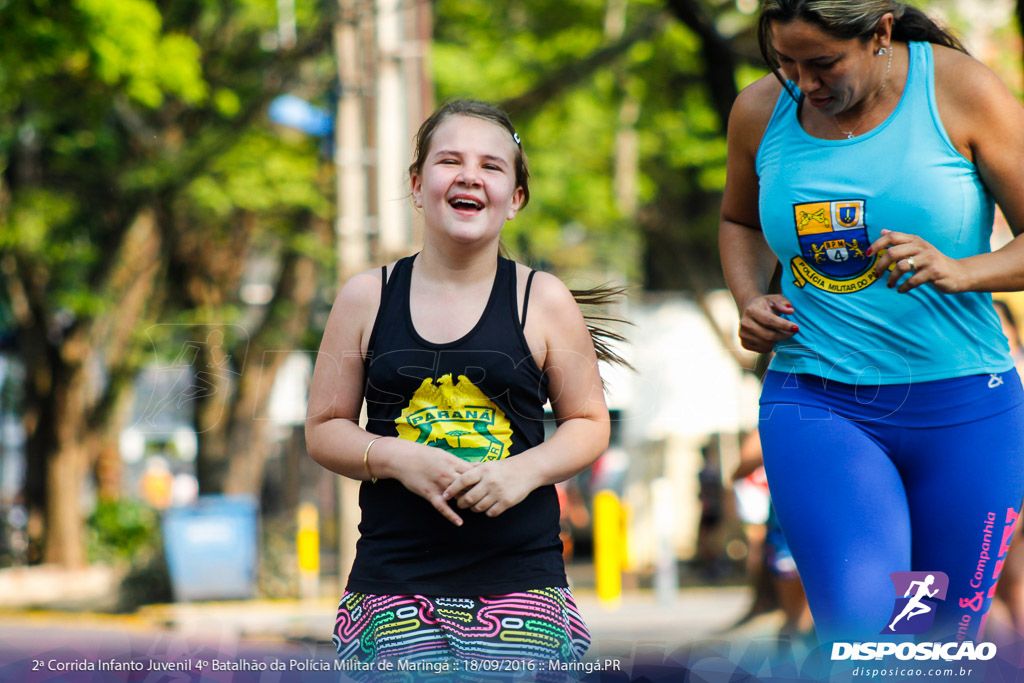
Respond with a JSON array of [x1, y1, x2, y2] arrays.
[[756, 41, 1011, 384]]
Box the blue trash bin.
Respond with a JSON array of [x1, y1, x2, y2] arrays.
[[162, 495, 259, 602]]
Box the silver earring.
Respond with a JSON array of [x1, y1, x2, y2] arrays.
[[877, 47, 888, 56]]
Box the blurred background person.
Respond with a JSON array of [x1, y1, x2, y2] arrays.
[[732, 427, 813, 643]]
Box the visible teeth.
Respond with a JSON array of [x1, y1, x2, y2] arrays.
[[451, 198, 482, 209]]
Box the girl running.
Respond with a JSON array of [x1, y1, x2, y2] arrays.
[[306, 99, 612, 677]]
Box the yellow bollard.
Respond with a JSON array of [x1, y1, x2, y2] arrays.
[[297, 502, 320, 599], [593, 490, 622, 607]]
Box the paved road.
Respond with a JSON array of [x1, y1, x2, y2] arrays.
[[0, 587, 770, 682], [0, 585, 753, 645]]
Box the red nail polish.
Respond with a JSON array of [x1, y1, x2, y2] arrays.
[[866, 248, 873, 256], [791, 325, 799, 333]]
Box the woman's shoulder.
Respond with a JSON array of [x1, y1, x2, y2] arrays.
[[931, 45, 1006, 107], [729, 74, 786, 147], [930, 44, 1017, 152], [930, 43, 983, 71], [736, 73, 787, 111]]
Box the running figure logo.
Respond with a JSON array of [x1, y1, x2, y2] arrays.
[[884, 571, 949, 635]]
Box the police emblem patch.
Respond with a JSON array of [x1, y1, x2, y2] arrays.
[[790, 199, 888, 294]]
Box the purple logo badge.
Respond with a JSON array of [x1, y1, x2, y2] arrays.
[[883, 571, 949, 634]]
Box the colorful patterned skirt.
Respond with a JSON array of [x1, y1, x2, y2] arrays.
[[333, 587, 591, 682]]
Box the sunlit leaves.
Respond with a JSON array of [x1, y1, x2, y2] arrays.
[[183, 130, 331, 222], [1, 189, 76, 253], [73, 0, 207, 107], [213, 89, 242, 118], [432, 0, 738, 279], [1, 0, 334, 316]]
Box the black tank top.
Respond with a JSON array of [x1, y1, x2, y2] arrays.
[[346, 254, 566, 596]]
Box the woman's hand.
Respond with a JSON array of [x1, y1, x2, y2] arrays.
[[442, 457, 538, 518], [869, 229, 971, 294], [383, 439, 475, 526], [738, 294, 799, 353]]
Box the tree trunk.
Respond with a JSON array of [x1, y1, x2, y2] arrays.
[[91, 382, 136, 502], [88, 209, 164, 501], [221, 344, 281, 497], [223, 250, 319, 497], [663, 0, 738, 130], [193, 332, 235, 494], [44, 363, 89, 567], [606, 0, 641, 219], [22, 352, 57, 565], [7, 207, 164, 565], [221, 405, 274, 498], [190, 215, 322, 497], [6, 272, 89, 567]]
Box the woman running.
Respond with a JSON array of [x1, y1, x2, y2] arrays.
[[720, 0, 1024, 643]]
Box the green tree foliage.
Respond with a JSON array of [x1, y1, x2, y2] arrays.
[[432, 0, 765, 290], [0, 0, 334, 567], [87, 498, 159, 564]]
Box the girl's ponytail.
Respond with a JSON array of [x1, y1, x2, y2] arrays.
[[570, 285, 633, 372]]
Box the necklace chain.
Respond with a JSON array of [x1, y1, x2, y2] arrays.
[[834, 45, 893, 139]]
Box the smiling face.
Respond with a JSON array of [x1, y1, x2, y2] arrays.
[[770, 18, 884, 117], [410, 114, 525, 247]]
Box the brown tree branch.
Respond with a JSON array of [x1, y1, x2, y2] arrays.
[[499, 11, 669, 118], [86, 207, 165, 435], [663, 0, 739, 131], [222, 219, 323, 496]]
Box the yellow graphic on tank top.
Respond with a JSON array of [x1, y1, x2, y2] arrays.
[[395, 374, 513, 461], [791, 199, 896, 293]]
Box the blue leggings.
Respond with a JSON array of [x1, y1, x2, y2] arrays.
[[759, 371, 1024, 643]]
